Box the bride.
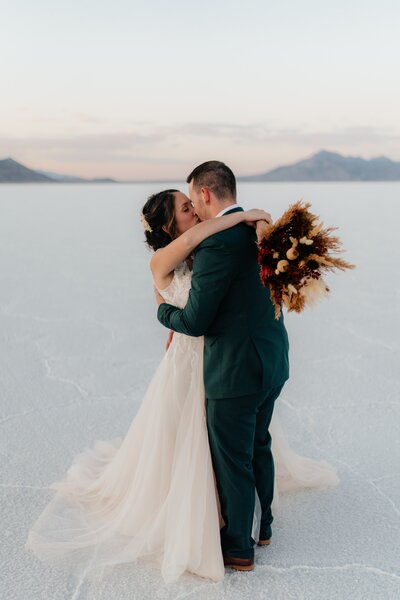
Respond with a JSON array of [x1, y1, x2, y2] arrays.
[[26, 189, 338, 584]]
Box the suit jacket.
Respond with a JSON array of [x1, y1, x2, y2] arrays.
[[157, 207, 289, 399]]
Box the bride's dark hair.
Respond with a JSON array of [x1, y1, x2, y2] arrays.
[[141, 189, 179, 251]]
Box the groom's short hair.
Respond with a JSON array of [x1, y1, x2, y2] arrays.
[[186, 161, 236, 200]]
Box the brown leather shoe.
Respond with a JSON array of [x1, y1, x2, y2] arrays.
[[223, 555, 255, 571], [257, 538, 271, 546]]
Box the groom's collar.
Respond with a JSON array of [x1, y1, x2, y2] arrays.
[[215, 204, 243, 217]]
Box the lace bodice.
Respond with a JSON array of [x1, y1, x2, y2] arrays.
[[157, 261, 192, 308]]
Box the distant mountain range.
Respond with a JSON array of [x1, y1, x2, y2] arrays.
[[239, 150, 400, 181], [0, 158, 116, 183], [2, 151, 400, 183], [0, 158, 53, 182]]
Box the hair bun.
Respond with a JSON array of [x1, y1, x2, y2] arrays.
[[141, 189, 179, 252]]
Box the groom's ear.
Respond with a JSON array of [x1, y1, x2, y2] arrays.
[[201, 187, 211, 205]]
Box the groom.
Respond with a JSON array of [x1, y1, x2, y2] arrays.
[[156, 161, 289, 571]]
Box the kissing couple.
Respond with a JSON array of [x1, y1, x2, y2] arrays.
[[26, 161, 338, 584]]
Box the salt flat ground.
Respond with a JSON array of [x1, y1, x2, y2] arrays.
[[0, 182, 399, 600]]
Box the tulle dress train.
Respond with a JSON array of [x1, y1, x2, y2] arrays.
[[26, 262, 338, 583]]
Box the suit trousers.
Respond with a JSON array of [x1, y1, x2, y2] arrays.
[[206, 383, 285, 559]]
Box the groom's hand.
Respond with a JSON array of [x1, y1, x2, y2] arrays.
[[154, 286, 165, 307]]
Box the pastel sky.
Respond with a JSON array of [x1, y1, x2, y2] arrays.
[[1, 0, 399, 179]]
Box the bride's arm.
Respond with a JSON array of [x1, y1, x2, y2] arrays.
[[151, 209, 271, 283]]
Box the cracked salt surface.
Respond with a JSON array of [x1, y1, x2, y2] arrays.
[[1, 183, 399, 599]]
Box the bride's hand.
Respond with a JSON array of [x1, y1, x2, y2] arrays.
[[166, 330, 174, 352], [242, 209, 273, 244], [243, 209, 273, 226], [255, 219, 271, 243]]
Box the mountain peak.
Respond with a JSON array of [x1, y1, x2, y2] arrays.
[[0, 157, 53, 182], [240, 150, 400, 181], [0, 157, 117, 183], [313, 150, 342, 158]]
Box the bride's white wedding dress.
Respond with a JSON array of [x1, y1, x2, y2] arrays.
[[26, 262, 338, 583]]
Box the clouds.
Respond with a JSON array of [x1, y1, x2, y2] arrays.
[[0, 131, 167, 162], [1, 123, 399, 179], [180, 123, 400, 147]]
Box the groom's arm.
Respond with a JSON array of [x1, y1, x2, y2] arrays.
[[157, 238, 235, 337]]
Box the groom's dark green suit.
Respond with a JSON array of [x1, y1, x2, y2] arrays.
[[157, 207, 289, 559]]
